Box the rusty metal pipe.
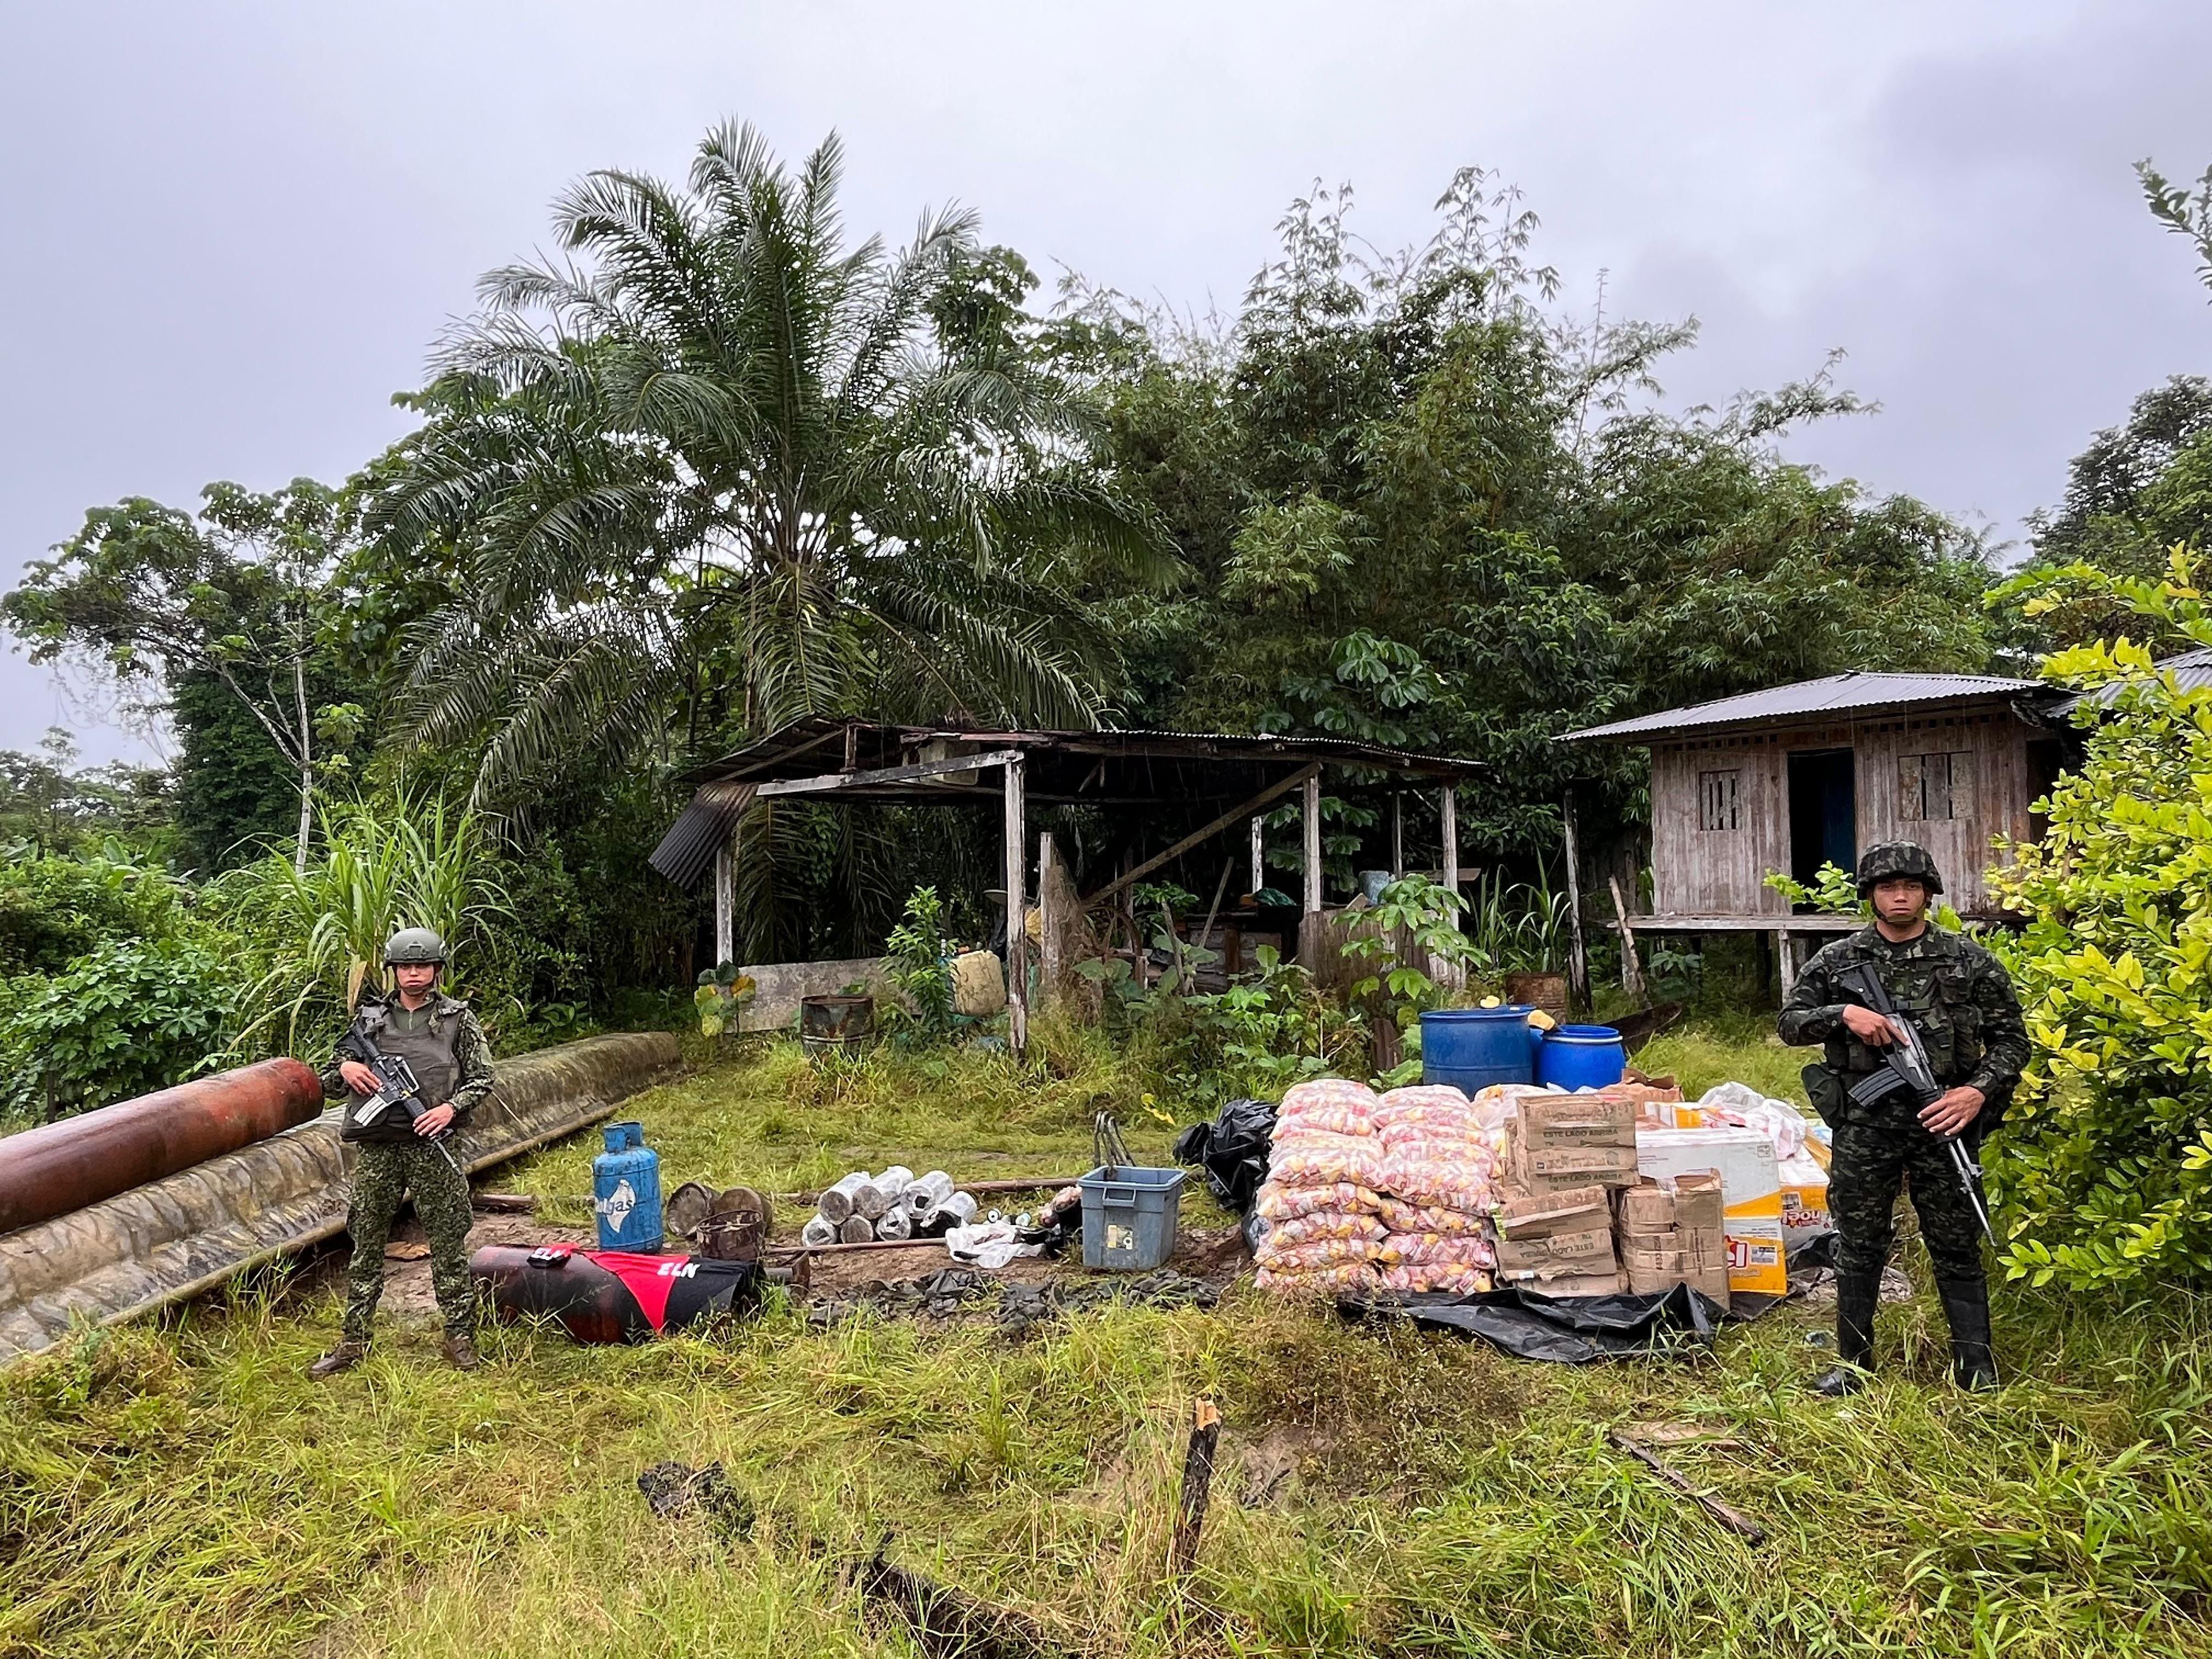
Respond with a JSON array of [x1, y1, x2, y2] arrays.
[[0, 1058, 325, 1235]]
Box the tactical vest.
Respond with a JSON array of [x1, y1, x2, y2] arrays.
[[343, 997, 465, 1144]]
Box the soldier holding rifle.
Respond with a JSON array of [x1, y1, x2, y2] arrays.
[[1779, 842, 2028, 1395], [306, 927, 494, 1380]]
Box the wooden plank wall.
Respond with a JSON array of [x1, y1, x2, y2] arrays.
[[1645, 700, 2036, 917], [1849, 704, 2033, 915], [1650, 732, 1792, 917]]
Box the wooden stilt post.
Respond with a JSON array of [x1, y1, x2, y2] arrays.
[[1391, 792, 1404, 877], [1562, 786, 1589, 1016], [1776, 929, 1797, 1001], [712, 835, 735, 968], [1302, 773, 1323, 915], [1610, 875, 1646, 1003], [1250, 814, 1265, 897], [1038, 831, 1060, 1015], [1004, 756, 1028, 1053], [1440, 785, 1459, 897]]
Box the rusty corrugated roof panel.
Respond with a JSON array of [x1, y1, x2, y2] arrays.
[[1559, 670, 2052, 744]]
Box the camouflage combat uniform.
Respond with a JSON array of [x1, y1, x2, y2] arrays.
[[318, 996, 494, 1344], [1779, 923, 2028, 1283]]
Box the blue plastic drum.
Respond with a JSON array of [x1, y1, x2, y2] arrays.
[[1420, 1006, 1539, 1092], [1534, 1025, 1627, 1091]]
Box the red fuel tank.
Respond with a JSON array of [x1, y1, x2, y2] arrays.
[[0, 1058, 326, 1235]]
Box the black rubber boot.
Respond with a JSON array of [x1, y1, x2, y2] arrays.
[[1811, 1271, 1880, 1397], [1937, 1277, 2000, 1391]]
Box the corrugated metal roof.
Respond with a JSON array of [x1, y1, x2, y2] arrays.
[[2057, 646, 2212, 716], [1559, 670, 2049, 744]]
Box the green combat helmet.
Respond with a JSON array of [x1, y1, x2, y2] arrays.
[[383, 927, 449, 966], [1854, 840, 1944, 896]]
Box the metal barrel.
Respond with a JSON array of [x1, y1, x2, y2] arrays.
[[469, 1244, 653, 1344], [0, 1058, 325, 1236]]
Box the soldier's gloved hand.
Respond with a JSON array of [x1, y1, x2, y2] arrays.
[[414, 1103, 456, 1137], [1840, 1005, 1897, 1045], [1918, 1086, 1984, 1139], [338, 1059, 382, 1094]]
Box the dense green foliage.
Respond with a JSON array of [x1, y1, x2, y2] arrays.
[[1986, 550, 2212, 1288], [1056, 178, 1997, 862]]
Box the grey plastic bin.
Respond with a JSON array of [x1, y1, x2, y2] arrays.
[[1077, 1164, 1186, 1271]]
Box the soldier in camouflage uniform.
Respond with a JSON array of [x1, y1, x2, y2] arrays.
[[1779, 842, 2027, 1394], [306, 928, 494, 1379]]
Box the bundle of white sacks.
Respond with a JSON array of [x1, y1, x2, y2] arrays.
[[1252, 1078, 1507, 1296], [799, 1166, 979, 1246]]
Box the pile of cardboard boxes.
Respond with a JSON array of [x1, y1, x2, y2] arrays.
[[1493, 1082, 1769, 1311], [1494, 1184, 1620, 1295], [1616, 1171, 1730, 1307]]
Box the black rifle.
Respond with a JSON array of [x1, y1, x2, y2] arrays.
[[1834, 962, 1996, 1245], [338, 1017, 465, 1179]]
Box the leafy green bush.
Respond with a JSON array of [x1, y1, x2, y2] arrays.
[[882, 887, 955, 1047], [0, 847, 195, 974], [0, 941, 233, 1124], [1985, 548, 2212, 1287]]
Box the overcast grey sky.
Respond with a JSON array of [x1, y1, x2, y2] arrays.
[[3, 1, 2207, 762]]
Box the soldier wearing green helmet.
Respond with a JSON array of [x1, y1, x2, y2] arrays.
[[306, 926, 494, 1380], [1779, 840, 2028, 1396]]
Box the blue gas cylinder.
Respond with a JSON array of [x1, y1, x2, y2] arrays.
[[591, 1121, 664, 1252]]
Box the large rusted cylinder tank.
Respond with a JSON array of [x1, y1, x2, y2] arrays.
[[0, 1058, 325, 1235]]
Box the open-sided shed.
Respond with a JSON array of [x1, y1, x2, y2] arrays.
[[650, 719, 1483, 1047]]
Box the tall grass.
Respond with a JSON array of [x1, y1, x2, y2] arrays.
[[207, 794, 509, 1048], [1464, 870, 1572, 975], [4, 1030, 2209, 1657]]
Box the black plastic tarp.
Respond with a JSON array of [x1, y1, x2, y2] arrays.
[[1171, 1097, 1276, 1214], [1345, 1283, 1735, 1364]]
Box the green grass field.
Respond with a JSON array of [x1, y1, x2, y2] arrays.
[[4, 1026, 2209, 1658]]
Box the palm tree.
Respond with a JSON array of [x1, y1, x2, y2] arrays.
[[372, 120, 1173, 806]]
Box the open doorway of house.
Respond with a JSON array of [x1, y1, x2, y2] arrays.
[[1788, 748, 1857, 897]]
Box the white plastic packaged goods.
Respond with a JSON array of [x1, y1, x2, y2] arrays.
[[904, 1170, 955, 1217], [1276, 1078, 1382, 1136], [1379, 1262, 1491, 1294], [817, 1172, 872, 1224], [1254, 1235, 1379, 1271], [1374, 1085, 1474, 1123], [1265, 1212, 1388, 1248], [1374, 1198, 1488, 1236], [1379, 1147, 1502, 1213], [1274, 1101, 1376, 1138], [1376, 1232, 1497, 1268], [800, 1213, 838, 1248], [875, 1166, 916, 1203], [1267, 1133, 1389, 1189], [1256, 1261, 1378, 1296], [1255, 1181, 1382, 1221]]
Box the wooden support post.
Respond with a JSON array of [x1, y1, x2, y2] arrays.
[[712, 835, 735, 968], [1170, 1398, 1223, 1578], [1440, 785, 1459, 896], [1562, 786, 1590, 1017], [1250, 815, 1265, 897], [1302, 773, 1323, 915], [1038, 831, 1061, 1014], [1610, 874, 1646, 1003], [1004, 756, 1028, 1053], [1391, 792, 1404, 877], [1776, 929, 1797, 1001]]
